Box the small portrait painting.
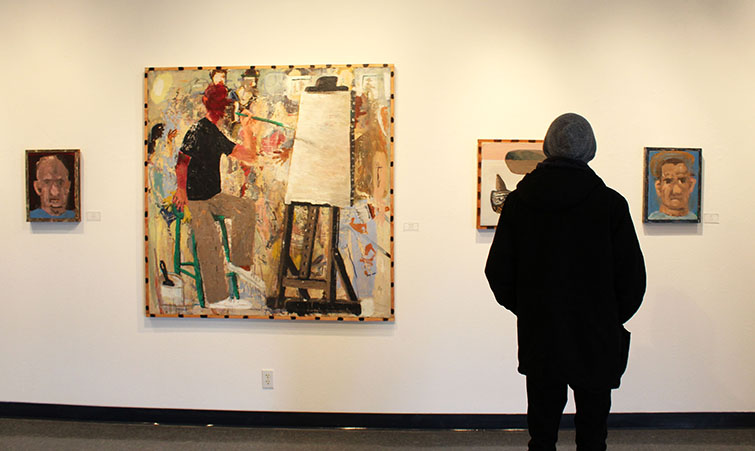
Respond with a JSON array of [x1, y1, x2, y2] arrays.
[[26, 149, 81, 222], [643, 147, 701, 223], [477, 139, 545, 228]]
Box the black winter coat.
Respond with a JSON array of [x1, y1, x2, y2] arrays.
[[485, 157, 646, 389]]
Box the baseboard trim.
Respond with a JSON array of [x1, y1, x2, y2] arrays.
[[1, 402, 752, 430]]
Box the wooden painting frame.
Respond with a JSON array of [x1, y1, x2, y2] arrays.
[[26, 149, 81, 223], [477, 139, 544, 229], [643, 147, 702, 223], [144, 64, 395, 321]]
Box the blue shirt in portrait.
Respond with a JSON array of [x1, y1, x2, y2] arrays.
[[30, 208, 76, 219]]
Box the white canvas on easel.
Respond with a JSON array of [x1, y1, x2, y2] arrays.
[[285, 89, 352, 208]]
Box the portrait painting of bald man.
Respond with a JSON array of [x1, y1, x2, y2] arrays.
[[643, 147, 701, 223], [26, 149, 81, 222]]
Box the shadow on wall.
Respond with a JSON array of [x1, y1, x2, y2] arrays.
[[643, 223, 702, 236], [475, 228, 495, 245], [30, 222, 83, 235]]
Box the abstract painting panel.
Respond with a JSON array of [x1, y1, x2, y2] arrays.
[[144, 65, 394, 320], [26, 149, 80, 223], [477, 140, 544, 229], [643, 147, 702, 223]]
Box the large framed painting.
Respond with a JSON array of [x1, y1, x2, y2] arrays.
[[26, 149, 81, 223], [477, 139, 544, 229], [643, 147, 701, 223], [144, 65, 394, 321]]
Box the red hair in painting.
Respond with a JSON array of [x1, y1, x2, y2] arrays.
[[202, 83, 232, 123]]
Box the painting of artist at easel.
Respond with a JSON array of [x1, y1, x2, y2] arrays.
[[144, 65, 394, 321]]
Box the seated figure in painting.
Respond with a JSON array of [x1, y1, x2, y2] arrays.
[[30, 155, 75, 220], [648, 150, 698, 220], [173, 82, 264, 309]]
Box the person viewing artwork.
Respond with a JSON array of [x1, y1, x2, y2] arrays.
[[26, 150, 80, 222], [644, 148, 701, 222], [485, 113, 646, 450]]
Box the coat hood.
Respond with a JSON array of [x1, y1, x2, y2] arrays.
[[515, 157, 605, 211]]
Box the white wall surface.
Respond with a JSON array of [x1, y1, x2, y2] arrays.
[[1, 0, 753, 414]]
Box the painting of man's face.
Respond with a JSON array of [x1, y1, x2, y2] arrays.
[[644, 148, 701, 223], [26, 149, 80, 222], [655, 161, 696, 217], [34, 156, 71, 216]]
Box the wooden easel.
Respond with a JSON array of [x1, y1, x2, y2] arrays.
[[270, 202, 360, 316], [269, 76, 360, 316]]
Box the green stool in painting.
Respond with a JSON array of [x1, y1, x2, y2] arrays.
[[172, 207, 240, 308]]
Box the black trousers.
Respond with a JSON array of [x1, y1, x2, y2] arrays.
[[526, 376, 612, 451]]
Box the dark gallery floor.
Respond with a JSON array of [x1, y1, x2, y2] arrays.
[[1, 418, 754, 450]]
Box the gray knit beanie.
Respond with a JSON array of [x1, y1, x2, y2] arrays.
[[543, 113, 596, 163]]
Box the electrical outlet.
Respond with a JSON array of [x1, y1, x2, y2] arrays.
[[261, 370, 274, 389]]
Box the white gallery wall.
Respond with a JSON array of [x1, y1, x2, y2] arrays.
[[1, 0, 753, 414]]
